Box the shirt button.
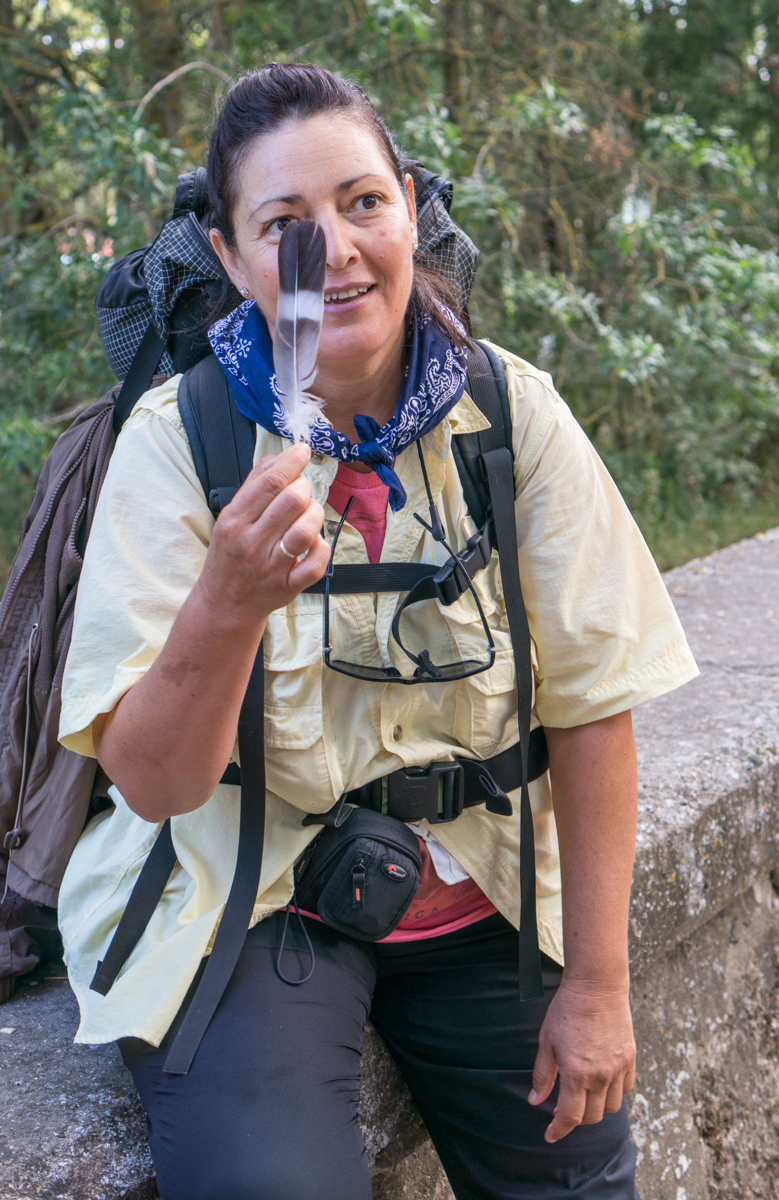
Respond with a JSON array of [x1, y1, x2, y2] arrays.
[[392, 725, 403, 742]]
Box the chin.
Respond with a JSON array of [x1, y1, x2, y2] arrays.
[[319, 323, 398, 366]]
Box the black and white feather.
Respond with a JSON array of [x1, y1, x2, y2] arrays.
[[272, 219, 327, 443]]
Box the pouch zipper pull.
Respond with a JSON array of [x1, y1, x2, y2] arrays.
[[352, 858, 366, 908]]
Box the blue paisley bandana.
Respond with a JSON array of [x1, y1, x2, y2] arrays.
[[207, 299, 468, 511]]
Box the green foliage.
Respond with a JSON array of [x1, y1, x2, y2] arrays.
[[2, 0, 779, 580]]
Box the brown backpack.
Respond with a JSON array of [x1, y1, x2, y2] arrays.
[[0, 393, 117, 998], [0, 166, 237, 998]]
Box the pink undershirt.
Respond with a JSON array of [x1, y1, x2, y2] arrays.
[[293, 462, 497, 942]]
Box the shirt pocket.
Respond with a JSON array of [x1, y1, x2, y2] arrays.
[[452, 645, 519, 759], [263, 601, 324, 751]]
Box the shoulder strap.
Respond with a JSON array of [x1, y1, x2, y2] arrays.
[[163, 645, 266, 1075], [178, 354, 256, 516], [461, 341, 543, 1001], [112, 323, 167, 435], [454, 341, 513, 529]]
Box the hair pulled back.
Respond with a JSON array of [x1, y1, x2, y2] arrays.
[[207, 62, 470, 349]]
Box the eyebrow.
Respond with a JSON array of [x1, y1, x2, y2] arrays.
[[250, 175, 383, 218]]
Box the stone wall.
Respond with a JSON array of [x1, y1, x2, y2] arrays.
[[2, 529, 779, 1199], [627, 528, 779, 1198]]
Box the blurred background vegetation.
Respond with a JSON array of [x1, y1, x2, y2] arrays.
[[2, 0, 779, 576]]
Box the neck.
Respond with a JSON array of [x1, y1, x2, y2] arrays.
[[315, 327, 405, 445]]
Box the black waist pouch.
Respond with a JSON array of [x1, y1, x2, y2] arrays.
[[294, 806, 422, 941]]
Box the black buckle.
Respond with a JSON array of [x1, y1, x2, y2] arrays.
[[386, 761, 465, 823], [433, 526, 492, 607]]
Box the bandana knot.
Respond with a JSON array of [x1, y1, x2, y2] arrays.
[[351, 415, 403, 506], [208, 300, 468, 510]]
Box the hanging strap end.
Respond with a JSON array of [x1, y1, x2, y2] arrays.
[[89, 961, 114, 996]]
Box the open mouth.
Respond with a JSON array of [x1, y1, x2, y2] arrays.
[[324, 284, 374, 306]]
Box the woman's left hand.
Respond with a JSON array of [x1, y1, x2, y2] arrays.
[[528, 977, 636, 1142]]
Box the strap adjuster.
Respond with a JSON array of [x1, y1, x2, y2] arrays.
[[209, 486, 239, 514], [433, 526, 492, 606], [386, 761, 464, 823]]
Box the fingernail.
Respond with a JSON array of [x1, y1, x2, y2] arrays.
[[528, 1089, 538, 1104]]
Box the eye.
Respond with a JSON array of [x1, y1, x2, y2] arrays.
[[267, 216, 293, 234], [354, 193, 381, 211]]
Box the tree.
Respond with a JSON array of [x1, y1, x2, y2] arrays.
[[1, 0, 778, 577]]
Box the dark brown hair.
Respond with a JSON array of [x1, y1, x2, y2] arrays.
[[207, 62, 471, 350]]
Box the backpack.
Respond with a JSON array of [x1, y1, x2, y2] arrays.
[[0, 166, 542, 1045]]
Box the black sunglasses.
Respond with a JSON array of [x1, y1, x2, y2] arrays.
[[322, 474, 496, 685]]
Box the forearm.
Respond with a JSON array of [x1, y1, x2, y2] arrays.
[[529, 711, 638, 1141], [93, 579, 264, 822], [545, 710, 637, 987]]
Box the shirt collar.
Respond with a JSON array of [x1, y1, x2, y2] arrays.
[[448, 390, 492, 436]]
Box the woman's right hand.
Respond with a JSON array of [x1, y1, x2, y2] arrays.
[[196, 442, 330, 627]]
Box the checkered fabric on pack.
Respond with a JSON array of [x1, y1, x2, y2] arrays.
[[97, 212, 228, 381], [415, 184, 479, 313]]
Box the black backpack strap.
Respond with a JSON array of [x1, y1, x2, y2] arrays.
[[459, 341, 543, 1001], [164, 644, 266, 1075], [454, 341, 513, 528], [482, 443, 543, 1001], [112, 322, 167, 435], [178, 354, 256, 516], [89, 820, 176, 995]]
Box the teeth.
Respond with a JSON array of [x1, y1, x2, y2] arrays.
[[325, 286, 369, 301]]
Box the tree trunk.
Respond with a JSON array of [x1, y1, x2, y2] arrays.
[[440, 0, 466, 126], [0, 0, 32, 156], [130, 0, 184, 139]]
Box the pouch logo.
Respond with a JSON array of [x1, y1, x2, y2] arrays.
[[382, 862, 408, 881]]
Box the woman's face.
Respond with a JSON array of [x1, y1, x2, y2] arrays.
[[211, 113, 417, 374]]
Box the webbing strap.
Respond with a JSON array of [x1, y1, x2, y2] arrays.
[[304, 563, 437, 595], [164, 644, 266, 1075], [182, 355, 255, 514], [482, 446, 543, 1001], [113, 323, 166, 434], [89, 820, 176, 996], [470, 342, 512, 455]]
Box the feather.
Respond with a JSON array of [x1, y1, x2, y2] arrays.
[[272, 219, 327, 443]]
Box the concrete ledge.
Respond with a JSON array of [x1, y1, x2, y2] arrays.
[[0, 978, 451, 1199], [0, 974, 154, 1200], [628, 528, 779, 1197], [3, 530, 779, 1198]]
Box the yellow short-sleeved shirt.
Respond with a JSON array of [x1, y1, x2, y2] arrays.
[[58, 343, 698, 1046]]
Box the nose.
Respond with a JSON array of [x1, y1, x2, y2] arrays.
[[317, 209, 360, 273]]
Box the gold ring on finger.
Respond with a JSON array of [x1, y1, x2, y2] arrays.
[[278, 537, 298, 561]]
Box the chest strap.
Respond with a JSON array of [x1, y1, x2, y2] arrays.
[[337, 726, 548, 825], [302, 523, 493, 608]]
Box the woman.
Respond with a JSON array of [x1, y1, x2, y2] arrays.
[[58, 64, 697, 1200]]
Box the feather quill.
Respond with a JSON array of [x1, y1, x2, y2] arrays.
[[272, 219, 327, 443]]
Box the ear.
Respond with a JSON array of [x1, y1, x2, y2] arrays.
[[403, 173, 418, 247], [209, 228, 252, 297]]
